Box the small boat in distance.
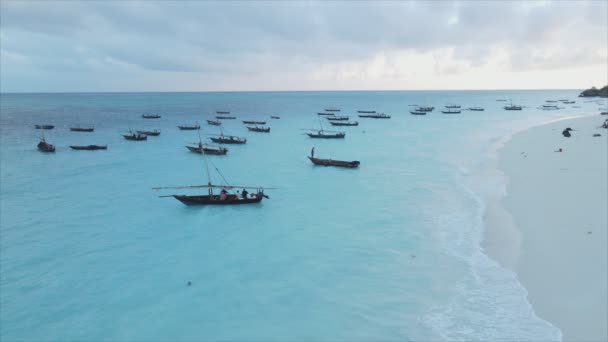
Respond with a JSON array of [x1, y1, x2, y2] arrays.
[[123, 131, 147, 141], [325, 107, 341, 112], [270, 116, 280, 119], [37, 136, 55, 152], [496, 99, 507, 102], [178, 122, 200, 130], [504, 102, 523, 110], [34, 124, 54, 130], [546, 100, 558, 103], [417, 106, 434, 112], [247, 126, 271, 133], [441, 109, 461, 114], [304, 129, 345, 139], [216, 111, 230, 114], [317, 112, 335, 116], [445, 105, 461, 109], [70, 145, 107, 150], [308, 147, 359, 168], [186, 143, 228, 155], [468, 107, 485, 111], [357, 110, 376, 114], [410, 111, 426, 115], [563, 101, 575, 104], [69, 126, 94, 132], [326, 116, 349, 121], [358, 113, 391, 119], [329, 121, 358, 126], [216, 116, 236, 119], [137, 130, 160, 136], [142, 114, 161, 119], [207, 120, 222, 126], [242, 120, 266, 125]]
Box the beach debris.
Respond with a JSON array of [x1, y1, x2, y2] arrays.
[[562, 129, 571, 137]]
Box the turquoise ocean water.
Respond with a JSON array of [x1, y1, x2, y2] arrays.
[[1, 91, 603, 341]]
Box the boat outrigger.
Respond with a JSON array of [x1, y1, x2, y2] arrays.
[[308, 147, 359, 168]]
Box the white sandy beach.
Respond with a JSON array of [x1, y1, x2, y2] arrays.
[[485, 115, 608, 341]]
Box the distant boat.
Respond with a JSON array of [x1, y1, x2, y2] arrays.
[[270, 116, 280, 119], [209, 126, 246, 144], [317, 112, 335, 116], [34, 124, 54, 130], [136, 130, 160, 136], [410, 111, 427, 115], [417, 106, 434, 112], [207, 120, 222, 126], [541, 105, 559, 110], [242, 120, 266, 125], [496, 99, 507, 102], [123, 131, 147, 141], [601, 111, 608, 115], [69, 126, 94, 132], [441, 110, 461, 114], [468, 107, 485, 111], [216, 116, 236, 119], [563, 101, 575, 104], [329, 121, 358, 126], [216, 111, 230, 114], [186, 143, 228, 155], [304, 129, 345, 139], [246, 126, 271, 133], [325, 107, 341, 112], [445, 105, 461, 109], [178, 122, 200, 130], [504, 102, 523, 110], [37, 136, 55, 152], [358, 113, 391, 119], [357, 110, 376, 114], [326, 116, 349, 121], [142, 114, 161, 119], [70, 145, 107, 150], [546, 100, 558, 103], [308, 147, 359, 168]]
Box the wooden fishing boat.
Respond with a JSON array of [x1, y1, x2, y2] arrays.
[[410, 111, 426, 115], [136, 130, 160, 136], [329, 121, 358, 126], [308, 148, 359, 168], [154, 143, 270, 206], [441, 110, 461, 114], [69, 126, 94, 132], [358, 113, 391, 119], [563, 101, 575, 104], [242, 120, 266, 125], [325, 107, 341, 112], [504, 102, 522, 110], [326, 116, 349, 121], [216, 111, 230, 114], [357, 110, 376, 114], [467, 107, 485, 111], [37, 137, 55, 152], [317, 112, 335, 116], [445, 105, 461, 109], [418, 106, 434, 112], [34, 124, 54, 129], [546, 100, 558, 103], [209, 135, 247, 144], [123, 131, 147, 141], [247, 126, 270, 133], [142, 114, 161, 119], [186, 143, 228, 155], [271, 116, 280, 119], [216, 116, 236, 119], [305, 130, 345, 139], [178, 122, 200, 130], [207, 120, 222, 126], [70, 145, 107, 150]]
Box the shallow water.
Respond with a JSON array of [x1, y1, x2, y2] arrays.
[[1, 90, 601, 340]]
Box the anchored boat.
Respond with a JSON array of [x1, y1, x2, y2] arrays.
[[308, 147, 359, 168]]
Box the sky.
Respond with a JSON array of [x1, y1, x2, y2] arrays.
[[1, 0, 607, 92]]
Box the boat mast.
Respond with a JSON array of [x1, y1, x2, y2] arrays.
[[198, 130, 213, 195]]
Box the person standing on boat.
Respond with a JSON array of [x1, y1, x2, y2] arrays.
[[220, 188, 228, 200], [241, 189, 248, 199], [311, 147, 315, 158]]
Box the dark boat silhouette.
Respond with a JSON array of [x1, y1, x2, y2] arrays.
[[178, 122, 200, 130], [34, 124, 54, 129], [247, 126, 270, 133], [358, 113, 391, 119], [216, 116, 236, 119], [207, 120, 222, 126], [123, 131, 147, 140], [69, 126, 94, 132], [242, 120, 266, 125], [317, 112, 335, 116], [70, 145, 107, 150], [142, 114, 161, 119], [37, 137, 55, 152], [410, 111, 426, 115], [441, 110, 461, 114], [137, 130, 160, 136], [326, 116, 349, 121], [186, 143, 228, 155], [357, 110, 376, 113], [308, 147, 359, 168], [329, 121, 358, 126]]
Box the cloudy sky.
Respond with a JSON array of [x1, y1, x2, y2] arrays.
[[1, 0, 606, 92]]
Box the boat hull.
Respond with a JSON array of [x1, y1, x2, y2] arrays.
[[306, 133, 345, 139], [185, 146, 228, 155], [173, 194, 263, 205], [309, 157, 359, 168], [70, 128, 94, 132], [210, 137, 247, 144], [70, 145, 107, 150]]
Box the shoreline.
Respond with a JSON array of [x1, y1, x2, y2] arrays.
[[482, 115, 608, 341]]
